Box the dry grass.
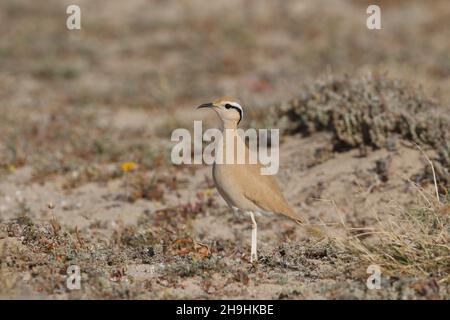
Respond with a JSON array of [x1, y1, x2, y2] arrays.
[[335, 185, 449, 286], [1, 0, 450, 300]]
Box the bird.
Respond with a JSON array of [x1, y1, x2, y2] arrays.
[[197, 97, 303, 263]]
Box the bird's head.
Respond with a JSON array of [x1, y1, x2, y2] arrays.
[[197, 97, 243, 128]]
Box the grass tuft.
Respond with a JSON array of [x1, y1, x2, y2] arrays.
[[335, 190, 449, 284]]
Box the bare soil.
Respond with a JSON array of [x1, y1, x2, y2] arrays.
[[0, 0, 449, 299]]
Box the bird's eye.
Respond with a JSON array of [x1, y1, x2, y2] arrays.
[[225, 104, 232, 109]]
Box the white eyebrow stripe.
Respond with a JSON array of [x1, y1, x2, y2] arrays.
[[223, 101, 243, 124], [226, 102, 243, 115]]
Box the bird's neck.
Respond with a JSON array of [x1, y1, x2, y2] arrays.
[[220, 120, 238, 130], [218, 123, 251, 165], [220, 126, 243, 146], [220, 122, 242, 145]]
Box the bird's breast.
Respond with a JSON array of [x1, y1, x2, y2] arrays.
[[212, 163, 261, 212], [212, 163, 235, 205]]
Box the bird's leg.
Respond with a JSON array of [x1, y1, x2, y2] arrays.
[[249, 212, 257, 263]]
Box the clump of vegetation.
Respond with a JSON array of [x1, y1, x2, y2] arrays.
[[269, 74, 450, 186], [334, 189, 450, 287]]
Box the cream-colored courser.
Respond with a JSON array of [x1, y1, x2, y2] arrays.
[[197, 98, 303, 263]]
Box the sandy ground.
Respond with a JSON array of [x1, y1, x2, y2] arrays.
[[0, 0, 449, 299], [0, 107, 443, 299]]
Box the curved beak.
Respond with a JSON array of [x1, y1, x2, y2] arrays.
[[197, 102, 214, 109]]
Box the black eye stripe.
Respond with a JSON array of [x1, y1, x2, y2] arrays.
[[224, 104, 242, 124]]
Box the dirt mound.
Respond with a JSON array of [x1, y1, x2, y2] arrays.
[[268, 74, 450, 188]]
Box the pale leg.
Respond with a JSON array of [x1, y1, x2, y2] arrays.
[[249, 212, 257, 263]]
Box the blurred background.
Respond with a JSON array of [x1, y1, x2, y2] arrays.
[[0, 0, 449, 299], [2, 0, 450, 110], [1, 0, 450, 177]]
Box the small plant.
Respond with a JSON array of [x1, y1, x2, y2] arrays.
[[121, 161, 138, 200]]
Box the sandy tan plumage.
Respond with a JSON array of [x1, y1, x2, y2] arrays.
[[242, 163, 303, 223], [198, 98, 303, 262], [214, 161, 303, 223], [213, 96, 240, 105]]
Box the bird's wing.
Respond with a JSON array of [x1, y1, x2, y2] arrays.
[[240, 163, 303, 223]]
